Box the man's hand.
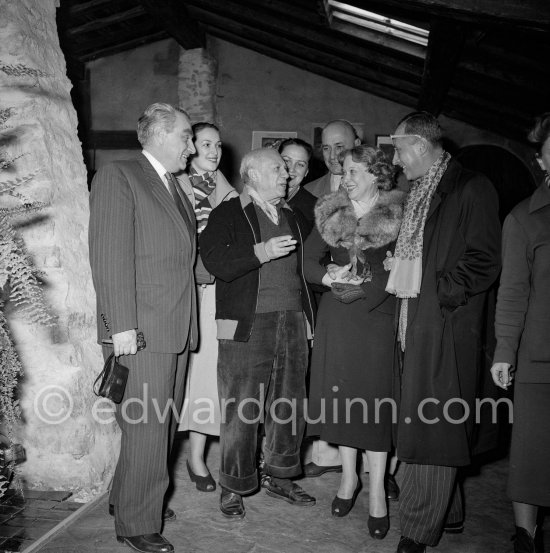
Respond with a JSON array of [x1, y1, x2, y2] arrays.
[[264, 235, 297, 260], [112, 329, 138, 357], [490, 362, 513, 389]]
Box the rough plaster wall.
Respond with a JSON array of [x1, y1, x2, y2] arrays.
[[89, 38, 180, 130], [178, 48, 217, 124], [0, 0, 118, 498], [210, 37, 533, 185]]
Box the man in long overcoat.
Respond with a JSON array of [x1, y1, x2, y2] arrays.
[[386, 112, 501, 553]]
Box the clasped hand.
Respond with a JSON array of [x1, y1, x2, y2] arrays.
[[490, 362, 514, 390], [326, 263, 363, 285]]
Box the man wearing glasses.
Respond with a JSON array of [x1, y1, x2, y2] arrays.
[[386, 112, 501, 553]]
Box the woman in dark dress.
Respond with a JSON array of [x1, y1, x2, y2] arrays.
[[491, 113, 550, 553], [304, 145, 404, 539]]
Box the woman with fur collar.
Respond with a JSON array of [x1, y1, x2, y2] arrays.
[[304, 145, 404, 539]]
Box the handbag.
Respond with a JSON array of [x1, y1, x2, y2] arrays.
[[93, 353, 129, 404], [93, 331, 146, 404]]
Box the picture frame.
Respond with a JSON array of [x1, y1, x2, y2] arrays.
[[251, 131, 297, 150], [375, 134, 395, 162]]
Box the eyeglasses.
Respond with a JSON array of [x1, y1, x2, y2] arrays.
[[389, 134, 424, 143]]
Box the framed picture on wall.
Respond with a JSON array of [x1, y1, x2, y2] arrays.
[[375, 134, 395, 162], [251, 131, 297, 150]]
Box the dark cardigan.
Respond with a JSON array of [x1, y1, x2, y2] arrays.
[[199, 192, 315, 341]]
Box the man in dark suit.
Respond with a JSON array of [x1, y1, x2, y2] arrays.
[[304, 119, 361, 199], [387, 112, 501, 553], [89, 103, 198, 553]]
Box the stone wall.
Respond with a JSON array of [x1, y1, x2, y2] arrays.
[[0, 0, 118, 499]]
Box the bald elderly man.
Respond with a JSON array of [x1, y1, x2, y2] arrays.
[[305, 119, 361, 198], [199, 148, 316, 519]]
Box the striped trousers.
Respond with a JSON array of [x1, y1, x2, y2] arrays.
[[107, 348, 188, 537], [399, 462, 463, 546]]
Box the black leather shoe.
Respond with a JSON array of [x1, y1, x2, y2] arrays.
[[116, 533, 174, 553], [220, 489, 245, 519], [444, 520, 464, 534], [264, 480, 316, 506], [109, 505, 176, 522], [397, 536, 427, 553], [368, 514, 389, 540], [385, 473, 400, 500], [303, 462, 342, 477], [512, 527, 536, 553]]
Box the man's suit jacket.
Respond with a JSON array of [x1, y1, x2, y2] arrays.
[[304, 172, 332, 198], [89, 154, 197, 354]]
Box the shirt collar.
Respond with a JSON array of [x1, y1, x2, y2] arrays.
[[142, 150, 169, 182]]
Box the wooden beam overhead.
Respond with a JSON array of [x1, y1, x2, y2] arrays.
[[78, 31, 169, 61], [66, 6, 146, 36], [189, 6, 421, 92], [417, 19, 465, 114], [66, 0, 113, 17], [139, 0, 205, 49], [202, 24, 419, 110], [184, 0, 423, 79], [352, 0, 550, 30]]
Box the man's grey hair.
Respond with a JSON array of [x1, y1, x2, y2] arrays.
[[240, 148, 266, 186], [137, 102, 190, 147]]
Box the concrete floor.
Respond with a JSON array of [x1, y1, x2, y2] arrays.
[[35, 434, 548, 553]]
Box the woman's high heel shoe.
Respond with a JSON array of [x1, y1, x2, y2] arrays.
[[331, 480, 361, 517], [368, 513, 389, 539], [186, 460, 216, 492]]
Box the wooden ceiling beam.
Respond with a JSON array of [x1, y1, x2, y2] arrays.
[[202, 24, 419, 110], [351, 0, 550, 30], [66, 6, 146, 36], [189, 6, 421, 93], [78, 31, 169, 62], [417, 19, 465, 115], [65, 0, 114, 17], [138, 0, 205, 49], [184, 0, 423, 79]]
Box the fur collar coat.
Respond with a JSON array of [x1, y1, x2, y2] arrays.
[[315, 188, 405, 276]]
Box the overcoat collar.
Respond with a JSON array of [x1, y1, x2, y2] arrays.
[[529, 181, 550, 213]]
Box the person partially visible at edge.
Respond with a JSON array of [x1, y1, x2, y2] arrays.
[[177, 122, 238, 494], [89, 102, 198, 553], [304, 144, 404, 540], [491, 112, 550, 553], [387, 111, 501, 553], [199, 147, 316, 520]]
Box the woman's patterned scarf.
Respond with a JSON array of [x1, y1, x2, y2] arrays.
[[189, 167, 216, 234], [386, 151, 451, 349]]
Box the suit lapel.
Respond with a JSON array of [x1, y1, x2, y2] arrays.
[[138, 156, 191, 247]]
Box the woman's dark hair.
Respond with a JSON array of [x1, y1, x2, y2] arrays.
[[339, 145, 397, 191], [192, 122, 220, 137], [278, 138, 313, 160], [527, 113, 550, 154]]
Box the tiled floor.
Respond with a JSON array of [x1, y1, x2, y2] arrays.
[[29, 435, 548, 553], [0, 490, 80, 552]]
